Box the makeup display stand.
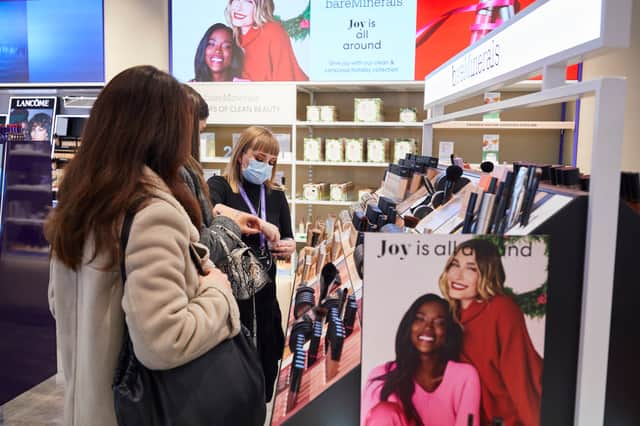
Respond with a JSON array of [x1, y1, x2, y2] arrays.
[[419, 1, 632, 424], [271, 219, 362, 426], [276, 1, 634, 424]]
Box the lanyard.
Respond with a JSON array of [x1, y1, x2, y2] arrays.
[[238, 183, 266, 248]]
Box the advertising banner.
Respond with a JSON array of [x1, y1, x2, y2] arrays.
[[8, 97, 57, 145], [362, 233, 548, 425], [170, 0, 548, 82]]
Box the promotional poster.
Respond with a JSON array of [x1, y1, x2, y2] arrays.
[[170, 0, 545, 82], [8, 97, 57, 145], [0, 0, 104, 84], [362, 234, 548, 426]]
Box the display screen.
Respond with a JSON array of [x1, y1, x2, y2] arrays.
[[0, 0, 104, 84], [170, 0, 541, 82]]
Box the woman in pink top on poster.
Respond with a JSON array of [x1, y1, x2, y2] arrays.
[[225, 0, 308, 81], [362, 293, 480, 426]]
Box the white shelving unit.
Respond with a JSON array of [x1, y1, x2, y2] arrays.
[[421, 1, 631, 424], [432, 120, 574, 130], [296, 121, 423, 128]]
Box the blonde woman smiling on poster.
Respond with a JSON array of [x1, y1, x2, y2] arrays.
[[439, 239, 543, 426], [225, 0, 308, 81]]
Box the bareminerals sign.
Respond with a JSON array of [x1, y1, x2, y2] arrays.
[[424, 0, 630, 108]]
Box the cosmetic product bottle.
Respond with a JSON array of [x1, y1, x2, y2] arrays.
[[381, 164, 412, 202], [491, 171, 515, 234], [286, 339, 306, 413], [343, 295, 358, 337], [365, 204, 383, 232], [461, 192, 478, 234], [352, 210, 369, 232], [519, 175, 540, 227], [288, 318, 313, 354], [307, 320, 323, 367], [560, 166, 581, 190], [505, 166, 529, 230], [580, 174, 591, 191], [294, 286, 316, 319], [324, 315, 345, 382], [550, 165, 564, 186]]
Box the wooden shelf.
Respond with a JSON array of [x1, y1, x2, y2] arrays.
[[297, 121, 422, 128], [201, 156, 293, 165], [432, 120, 574, 130], [294, 199, 354, 206]]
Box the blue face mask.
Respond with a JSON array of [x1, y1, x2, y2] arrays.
[[242, 158, 273, 185]]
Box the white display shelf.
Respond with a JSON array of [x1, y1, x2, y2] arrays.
[[5, 217, 46, 225], [297, 160, 388, 168], [296, 81, 424, 93], [294, 199, 354, 206], [6, 184, 50, 192], [297, 121, 422, 128], [432, 120, 574, 130], [201, 156, 293, 165]]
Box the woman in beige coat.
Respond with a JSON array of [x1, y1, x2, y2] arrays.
[[45, 66, 241, 426]]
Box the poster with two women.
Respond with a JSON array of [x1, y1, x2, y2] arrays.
[[362, 233, 548, 426], [170, 0, 544, 82]]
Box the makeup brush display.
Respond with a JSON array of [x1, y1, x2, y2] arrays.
[[271, 215, 362, 426]]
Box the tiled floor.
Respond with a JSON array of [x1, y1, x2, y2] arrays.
[[0, 376, 63, 426]]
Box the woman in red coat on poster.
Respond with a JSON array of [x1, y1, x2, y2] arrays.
[[225, 0, 308, 81], [438, 239, 543, 426]]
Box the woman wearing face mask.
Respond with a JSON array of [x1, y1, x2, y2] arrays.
[[207, 125, 294, 401], [193, 23, 244, 82], [362, 293, 480, 426], [439, 239, 543, 426], [225, 0, 308, 81]]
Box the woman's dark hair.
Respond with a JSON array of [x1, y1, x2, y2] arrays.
[[376, 293, 463, 426], [194, 23, 243, 81], [182, 83, 213, 216], [182, 84, 209, 159], [45, 65, 201, 270], [28, 112, 52, 136]]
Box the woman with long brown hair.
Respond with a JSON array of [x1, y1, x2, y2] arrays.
[[46, 66, 242, 426]]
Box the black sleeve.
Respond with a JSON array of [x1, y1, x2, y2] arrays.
[[276, 189, 293, 239], [207, 175, 230, 208]]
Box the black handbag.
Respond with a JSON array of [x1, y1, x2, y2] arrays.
[[112, 205, 266, 426]]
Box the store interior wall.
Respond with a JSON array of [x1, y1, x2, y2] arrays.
[[577, 1, 640, 173], [104, 0, 169, 80]]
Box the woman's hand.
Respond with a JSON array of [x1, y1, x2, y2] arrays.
[[259, 220, 280, 242], [199, 266, 232, 293], [270, 238, 296, 259], [234, 211, 261, 235]]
